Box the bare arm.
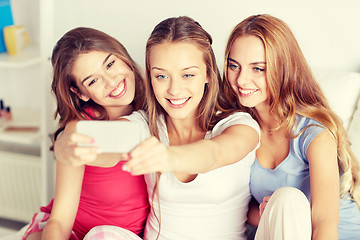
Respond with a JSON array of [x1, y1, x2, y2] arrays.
[[41, 161, 84, 240], [307, 130, 339, 240], [124, 124, 259, 175]]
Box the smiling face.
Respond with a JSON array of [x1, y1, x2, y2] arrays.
[[227, 35, 268, 110], [149, 42, 208, 121], [71, 51, 135, 118]]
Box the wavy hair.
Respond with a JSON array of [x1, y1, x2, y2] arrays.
[[51, 27, 145, 141], [222, 15, 360, 208], [223, 14, 360, 207]]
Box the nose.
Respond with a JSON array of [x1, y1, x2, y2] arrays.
[[167, 77, 182, 96], [103, 75, 117, 89], [236, 70, 249, 86]]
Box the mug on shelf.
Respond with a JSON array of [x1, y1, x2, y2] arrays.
[[3, 25, 29, 55]]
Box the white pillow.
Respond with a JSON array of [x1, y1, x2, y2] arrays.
[[348, 97, 360, 162], [312, 68, 360, 130]]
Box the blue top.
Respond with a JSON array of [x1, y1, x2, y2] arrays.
[[250, 115, 360, 240]]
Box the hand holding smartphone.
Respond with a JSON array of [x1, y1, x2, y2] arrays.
[[76, 120, 141, 153]]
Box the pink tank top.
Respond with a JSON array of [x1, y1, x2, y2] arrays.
[[42, 108, 149, 239], [74, 161, 149, 238]]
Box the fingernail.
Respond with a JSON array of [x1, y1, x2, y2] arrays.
[[122, 164, 129, 172], [90, 138, 95, 143], [96, 148, 102, 154]]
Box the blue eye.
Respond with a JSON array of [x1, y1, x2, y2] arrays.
[[253, 67, 265, 72], [107, 60, 115, 69], [88, 78, 98, 86], [183, 74, 194, 78], [228, 63, 239, 71], [156, 74, 167, 80]]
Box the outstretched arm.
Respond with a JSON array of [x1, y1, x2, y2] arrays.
[[123, 124, 259, 175]]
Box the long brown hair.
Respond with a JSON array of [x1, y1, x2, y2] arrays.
[[51, 27, 145, 141], [223, 14, 360, 207], [145, 16, 234, 139]]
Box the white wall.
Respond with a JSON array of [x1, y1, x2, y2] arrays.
[[52, 0, 360, 73], [0, 0, 41, 110], [3, 0, 360, 109], [10, 0, 39, 45]]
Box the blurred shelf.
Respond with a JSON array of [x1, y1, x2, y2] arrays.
[[0, 108, 41, 145], [0, 130, 41, 145], [0, 45, 41, 69]]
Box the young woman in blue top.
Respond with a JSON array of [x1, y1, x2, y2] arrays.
[[222, 14, 360, 240]]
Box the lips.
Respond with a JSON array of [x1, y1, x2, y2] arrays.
[[167, 97, 190, 108], [108, 79, 126, 98], [238, 87, 258, 96]]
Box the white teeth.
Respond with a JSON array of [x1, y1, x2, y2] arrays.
[[109, 81, 125, 97], [169, 98, 189, 105], [239, 88, 257, 95]]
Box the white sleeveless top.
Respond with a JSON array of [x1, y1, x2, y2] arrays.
[[125, 111, 260, 240]]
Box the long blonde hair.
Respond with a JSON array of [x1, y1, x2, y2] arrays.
[[145, 16, 234, 139], [144, 16, 237, 238], [223, 14, 360, 207]]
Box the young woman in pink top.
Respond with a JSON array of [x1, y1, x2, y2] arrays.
[[22, 27, 149, 240]]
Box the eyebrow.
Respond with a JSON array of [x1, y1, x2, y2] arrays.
[[81, 53, 112, 85], [151, 66, 199, 71], [228, 57, 266, 66]]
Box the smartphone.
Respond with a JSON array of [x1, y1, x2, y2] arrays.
[[76, 120, 141, 153]]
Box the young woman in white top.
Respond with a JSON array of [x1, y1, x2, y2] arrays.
[[54, 16, 260, 240]]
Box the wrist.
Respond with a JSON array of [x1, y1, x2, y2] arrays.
[[167, 147, 179, 172]]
